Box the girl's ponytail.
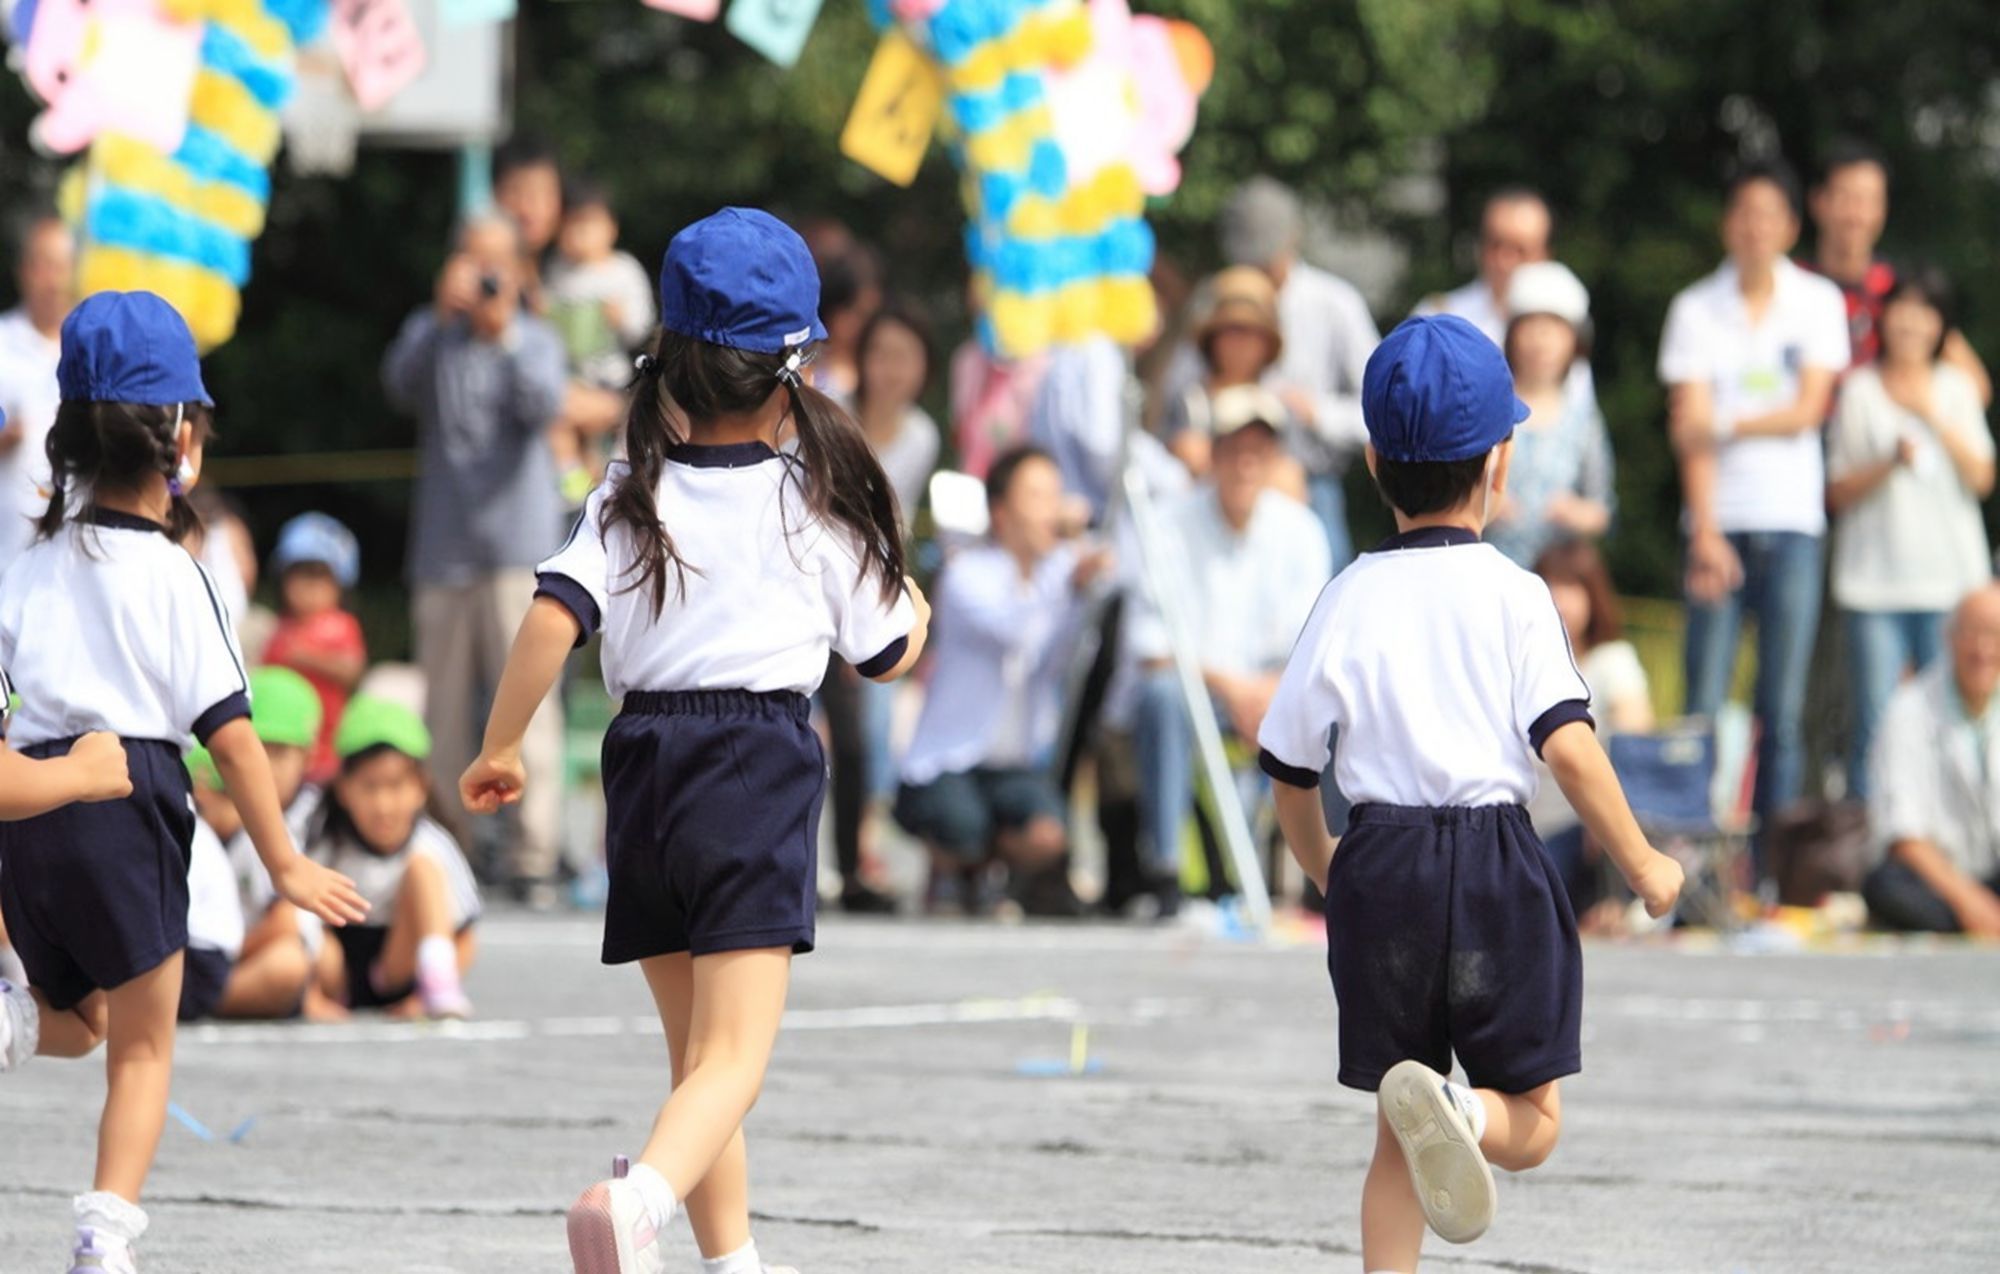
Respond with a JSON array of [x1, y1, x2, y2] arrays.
[[599, 343, 692, 615], [781, 376, 904, 605]]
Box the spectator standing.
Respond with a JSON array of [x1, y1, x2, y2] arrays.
[[0, 215, 74, 566], [1826, 267, 1994, 797], [1485, 262, 1614, 567], [381, 216, 569, 904], [1863, 584, 2000, 934], [1161, 267, 1306, 504], [893, 447, 1105, 916], [491, 137, 565, 310], [1803, 141, 1991, 405], [812, 242, 883, 401], [1218, 177, 1378, 566], [1660, 159, 1850, 850], [1125, 398, 1330, 914], [1416, 187, 1554, 345]]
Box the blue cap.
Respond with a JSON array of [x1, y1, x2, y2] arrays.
[[657, 208, 828, 356], [271, 512, 360, 589], [57, 292, 213, 407], [1362, 315, 1528, 464]]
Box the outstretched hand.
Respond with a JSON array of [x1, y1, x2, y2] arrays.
[[461, 750, 527, 815]]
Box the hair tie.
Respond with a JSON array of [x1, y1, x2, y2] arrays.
[[776, 351, 805, 391], [634, 353, 662, 378]]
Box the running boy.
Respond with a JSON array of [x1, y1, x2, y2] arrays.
[[462, 208, 928, 1274], [1257, 315, 1683, 1271], [0, 292, 366, 1273]]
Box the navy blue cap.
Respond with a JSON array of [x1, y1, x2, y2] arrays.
[[658, 208, 829, 356], [1362, 315, 1528, 463], [58, 292, 212, 407]]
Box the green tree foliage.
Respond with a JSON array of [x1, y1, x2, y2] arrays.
[[0, 0, 1994, 625]]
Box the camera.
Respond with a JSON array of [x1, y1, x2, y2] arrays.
[[477, 273, 503, 300]]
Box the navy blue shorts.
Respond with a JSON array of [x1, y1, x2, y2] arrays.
[[1326, 803, 1582, 1095], [0, 738, 195, 1012], [601, 689, 825, 963]]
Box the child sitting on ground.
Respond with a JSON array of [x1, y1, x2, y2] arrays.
[[1258, 315, 1683, 1272], [262, 512, 366, 784], [307, 696, 480, 1020]]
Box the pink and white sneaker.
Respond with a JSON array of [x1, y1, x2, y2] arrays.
[[0, 977, 37, 1072], [567, 1157, 668, 1274], [68, 1227, 138, 1274], [415, 963, 472, 1020]]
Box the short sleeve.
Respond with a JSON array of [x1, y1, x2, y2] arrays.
[[1803, 279, 1853, 373], [1256, 583, 1341, 788], [1513, 576, 1594, 757], [177, 558, 252, 745], [824, 533, 915, 677], [1824, 374, 1877, 479], [536, 473, 617, 646], [0, 659, 12, 734], [1939, 366, 1995, 459], [1656, 289, 1709, 387]]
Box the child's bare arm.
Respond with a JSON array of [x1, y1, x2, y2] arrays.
[[1273, 782, 1337, 894], [1541, 721, 1683, 917], [209, 718, 368, 926], [0, 732, 131, 820], [462, 598, 578, 811]]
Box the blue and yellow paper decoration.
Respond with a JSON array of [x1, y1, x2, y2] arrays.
[[863, 0, 1208, 359]]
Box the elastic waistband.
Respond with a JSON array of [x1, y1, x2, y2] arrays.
[[1348, 802, 1529, 828], [19, 736, 182, 763], [621, 689, 810, 722]]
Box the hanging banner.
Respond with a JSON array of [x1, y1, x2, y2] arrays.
[[440, 0, 516, 25], [838, 30, 944, 188], [640, 0, 722, 19], [725, 0, 826, 69], [331, 0, 429, 113]]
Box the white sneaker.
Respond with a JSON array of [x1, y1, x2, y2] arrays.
[[1378, 1060, 1497, 1244], [68, 1227, 138, 1274], [0, 977, 38, 1072], [567, 1159, 668, 1274]]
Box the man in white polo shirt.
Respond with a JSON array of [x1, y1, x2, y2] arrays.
[[0, 214, 75, 568], [1659, 158, 1849, 856], [1124, 388, 1330, 914]]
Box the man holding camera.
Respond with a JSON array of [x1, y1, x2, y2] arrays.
[[382, 214, 570, 905]]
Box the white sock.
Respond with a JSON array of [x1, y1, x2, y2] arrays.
[[624, 1161, 678, 1234], [416, 934, 458, 984], [699, 1239, 762, 1274], [1443, 1079, 1489, 1142], [73, 1191, 148, 1243]]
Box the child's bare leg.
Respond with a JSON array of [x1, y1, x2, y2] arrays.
[[635, 948, 790, 1203], [373, 854, 457, 988], [95, 954, 182, 1200], [217, 938, 311, 1020], [643, 953, 753, 1258], [1362, 1110, 1429, 1272], [1476, 1081, 1561, 1171], [32, 988, 108, 1057]]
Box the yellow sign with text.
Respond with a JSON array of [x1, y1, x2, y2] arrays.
[[840, 31, 945, 188]]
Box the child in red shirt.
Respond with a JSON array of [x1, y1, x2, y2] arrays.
[[262, 513, 365, 783]]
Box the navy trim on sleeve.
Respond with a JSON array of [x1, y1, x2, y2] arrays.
[[854, 635, 909, 679], [191, 691, 252, 745], [1258, 747, 1322, 789], [1528, 699, 1595, 758], [534, 573, 601, 647]]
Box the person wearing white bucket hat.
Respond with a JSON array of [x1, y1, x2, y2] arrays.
[[1484, 261, 1615, 568]]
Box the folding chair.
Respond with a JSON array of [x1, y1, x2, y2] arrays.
[[1607, 715, 1756, 930]]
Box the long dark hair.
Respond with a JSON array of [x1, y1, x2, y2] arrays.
[[605, 329, 905, 616], [37, 398, 212, 544]]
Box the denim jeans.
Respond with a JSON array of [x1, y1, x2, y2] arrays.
[[1683, 531, 1824, 850], [1308, 472, 1355, 574], [1843, 608, 1948, 800]]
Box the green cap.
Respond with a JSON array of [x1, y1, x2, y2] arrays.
[[334, 695, 431, 762], [249, 666, 323, 749], [184, 745, 225, 792]]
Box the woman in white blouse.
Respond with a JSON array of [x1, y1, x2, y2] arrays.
[[1826, 266, 1995, 798]]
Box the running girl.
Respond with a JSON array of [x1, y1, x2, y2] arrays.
[[462, 208, 929, 1274]]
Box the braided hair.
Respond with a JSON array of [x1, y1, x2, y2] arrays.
[[36, 399, 212, 544]]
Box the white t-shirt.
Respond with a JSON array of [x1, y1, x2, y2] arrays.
[[1657, 258, 1850, 534], [1124, 486, 1330, 677], [0, 309, 59, 566], [1827, 364, 1994, 612], [187, 818, 247, 959], [0, 510, 250, 748], [1257, 527, 1593, 807], [537, 446, 916, 697], [311, 815, 481, 930], [899, 542, 1085, 785]]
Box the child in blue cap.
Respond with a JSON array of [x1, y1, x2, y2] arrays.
[[0, 292, 368, 1274], [1258, 315, 1683, 1270], [462, 209, 930, 1274]]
